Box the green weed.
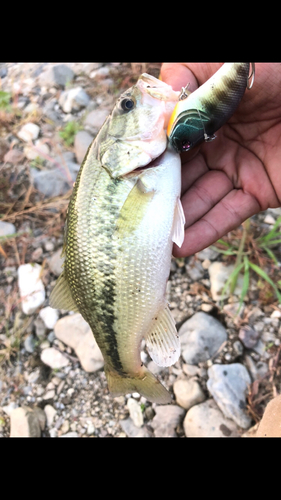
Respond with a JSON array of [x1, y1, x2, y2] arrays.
[[59, 121, 82, 147], [0, 91, 12, 110], [212, 216, 281, 310]]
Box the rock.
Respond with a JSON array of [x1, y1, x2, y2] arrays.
[[84, 108, 109, 133], [185, 256, 204, 281], [208, 261, 244, 301], [54, 313, 104, 372], [173, 378, 206, 410], [2, 402, 19, 416], [38, 64, 74, 88], [264, 213, 276, 225], [127, 398, 144, 428], [40, 347, 69, 369], [17, 263, 45, 315], [24, 334, 36, 353], [44, 404, 57, 427], [256, 394, 281, 437], [3, 148, 25, 164], [119, 418, 152, 437], [48, 248, 64, 276], [183, 398, 241, 437], [39, 306, 59, 329], [17, 122, 40, 142], [24, 139, 50, 161], [59, 431, 79, 437], [59, 87, 90, 113], [178, 311, 227, 365], [10, 406, 46, 437], [0, 221, 16, 237], [239, 325, 260, 348], [150, 405, 185, 437], [74, 130, 94, 164], [30, 168, 73, 198], [207, 363, 252, 429]]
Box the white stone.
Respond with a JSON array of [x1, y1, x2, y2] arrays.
[[173, 378, 206, 410], [264, 214, 276, 225], [59, 86, 90, 113], [127, 398, 144, 428], [54, 313, 104, 372], [0, 221, 16, 237], [183, 398, 240, 437], [44, 404, 57, 427], [2, 402, 19, 416], [40, 347, 69, 369], [208, 261, 244, 301], [17, 263, 45, 315], [39, 306, 59, 329], [24, 139, 50, 160], [17, 122, 40, 142]]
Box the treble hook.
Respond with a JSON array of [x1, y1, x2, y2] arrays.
[[247, 62, 255, 90], [178, 83, 190, 100]]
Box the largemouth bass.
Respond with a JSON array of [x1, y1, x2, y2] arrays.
[[49, 73, 185, 404], [167, 63, 255, 152]]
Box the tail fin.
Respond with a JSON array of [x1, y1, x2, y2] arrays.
[[105, 365, 171, 404]]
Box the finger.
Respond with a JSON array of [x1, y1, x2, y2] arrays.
[[181, 169, 234, 225], [160, 63, 199, 92], [173, 188, 261, 258]]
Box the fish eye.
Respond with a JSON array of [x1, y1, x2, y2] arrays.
[[120, 98, 135, 112]]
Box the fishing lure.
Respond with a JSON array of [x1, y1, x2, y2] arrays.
[[167, 63, 255, 152]]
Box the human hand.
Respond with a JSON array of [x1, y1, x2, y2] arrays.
[[160, 63, 281, 258]]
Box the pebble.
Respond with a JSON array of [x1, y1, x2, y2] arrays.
[[38, 64, 74, 88], [24, 139, 50, 160], [0, 221, 16, 237], [208, 261, 244, 301], [40, 347, 69, 369], [256, 394, 281, 437], [59, 431, 79, 437], [83, 108, 109, 133], [183, 398, 240, 437], [264, 213, 276, 225], [30, 167, 73, 198], [150, 405, 185, 437], [17, 263, 45, 315], [178, 311, 227, 364], [48, 248, 64, 276], [17, 122, 40, 142], [44, 404, 57, 427], [59, 87, 90, 113], [119, 418, 152, 437], [238, 325, 260, 348], [10, 406, 46, 437], [54, 313, 104, 372], [2, 402, 19, 416], [3, 148, 25, 164], [127, 398, 144, 428], [24, 334, 36, 353], [207, 363, 252, 429], [173, 378, 206, 410], [74, 130, 94, 164], [39, 306, 59, 329]]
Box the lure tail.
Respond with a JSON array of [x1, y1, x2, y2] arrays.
[[105, 365, 171, 404]]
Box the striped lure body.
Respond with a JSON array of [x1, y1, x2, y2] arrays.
[[167, 63, 255, 152], [49, 74, 185, 404]]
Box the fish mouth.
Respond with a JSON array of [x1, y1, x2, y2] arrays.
[[134, 151, 166, 173]]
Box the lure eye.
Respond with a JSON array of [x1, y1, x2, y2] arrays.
[[120, 98, 135, 112], [181, 140, 192, 151]]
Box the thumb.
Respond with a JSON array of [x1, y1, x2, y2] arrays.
[[160, 63, 199, 92]]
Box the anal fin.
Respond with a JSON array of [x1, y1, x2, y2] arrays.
[[49, 272, 79, 312], [145, 305, 180, 367]]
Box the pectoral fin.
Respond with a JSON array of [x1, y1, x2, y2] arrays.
[[145, 305, 180, 367], [172, 197, 185, 248], [49, 272, 79, 312]]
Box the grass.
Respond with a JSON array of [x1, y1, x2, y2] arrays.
[[212, 216, 281, 310], [59, 120, 82, 147]]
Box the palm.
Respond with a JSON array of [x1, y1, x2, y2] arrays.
[[161, 63, 281, 257]]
